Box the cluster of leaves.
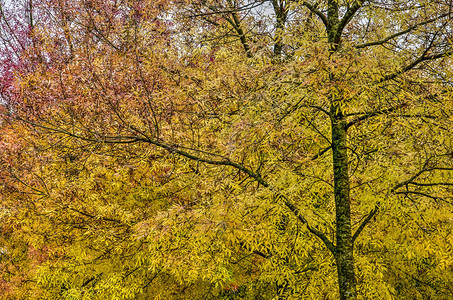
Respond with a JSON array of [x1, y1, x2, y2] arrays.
[[1, 0, 453, 299]]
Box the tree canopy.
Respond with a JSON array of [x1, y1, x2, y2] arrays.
[[0, 0, 452, 299]]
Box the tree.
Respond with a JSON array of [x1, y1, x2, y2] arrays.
[[1, 0, 453, 299]]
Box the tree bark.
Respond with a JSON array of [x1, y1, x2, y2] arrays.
[[331, 105, 357, 300], [327, 1, 357, 297]]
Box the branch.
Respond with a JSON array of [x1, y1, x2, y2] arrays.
[[224, 11, 252, 57], [306, 116, 332, 145], [143, 270, 161, 289], [309, 105, 331, 116], [355, 13, 450, 49], [394, 266, 453, 297], [302, 1, 329, 29], [82, 276, 97, 287], [82, 6, 120, 52], [238, 241, 270, 259], [390, 155, 453, 194], [294, 266, 318, 274], [16, 116, 338, 252], [408, 182, 453, 187], [7, 169, 48, 197], [18, 117, 141, 144], [142, 136, 269, 187], [378, 49, 453, 83], [394, 191, 444, 202], [337, 0, 366, 40], [67, 207, 126, 224], [16, 116, 271, 186], [0, 2, 26, 52], [398, 114, 438, 119], [345, 104, 406, 129], [390, 160, 431, 193], [311, 146, 331, 160], [352, 202, 380, 243], [184, 2, 262, 18], [284, 199, 336, 255]]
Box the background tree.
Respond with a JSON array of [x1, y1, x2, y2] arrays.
[[1, 0, 453, 299]]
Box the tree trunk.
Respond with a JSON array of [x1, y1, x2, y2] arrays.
[[331, 109, 357, 300], [327, 0, 357, 297]]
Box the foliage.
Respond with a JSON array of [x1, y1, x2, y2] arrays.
[[1, 0, 453, 299]]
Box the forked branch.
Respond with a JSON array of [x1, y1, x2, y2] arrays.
[[302, 1, 328, 29], [284, 198, 336, 254], [13, 115, 336, 253], [337, 0, 366, 39], [378, 49, 453, 83], [355, 13, 450, 49]]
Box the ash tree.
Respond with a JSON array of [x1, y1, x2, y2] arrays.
[[0, 0, 453, 299]]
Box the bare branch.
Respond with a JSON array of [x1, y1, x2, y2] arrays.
[[184, 2, 262, 18]]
